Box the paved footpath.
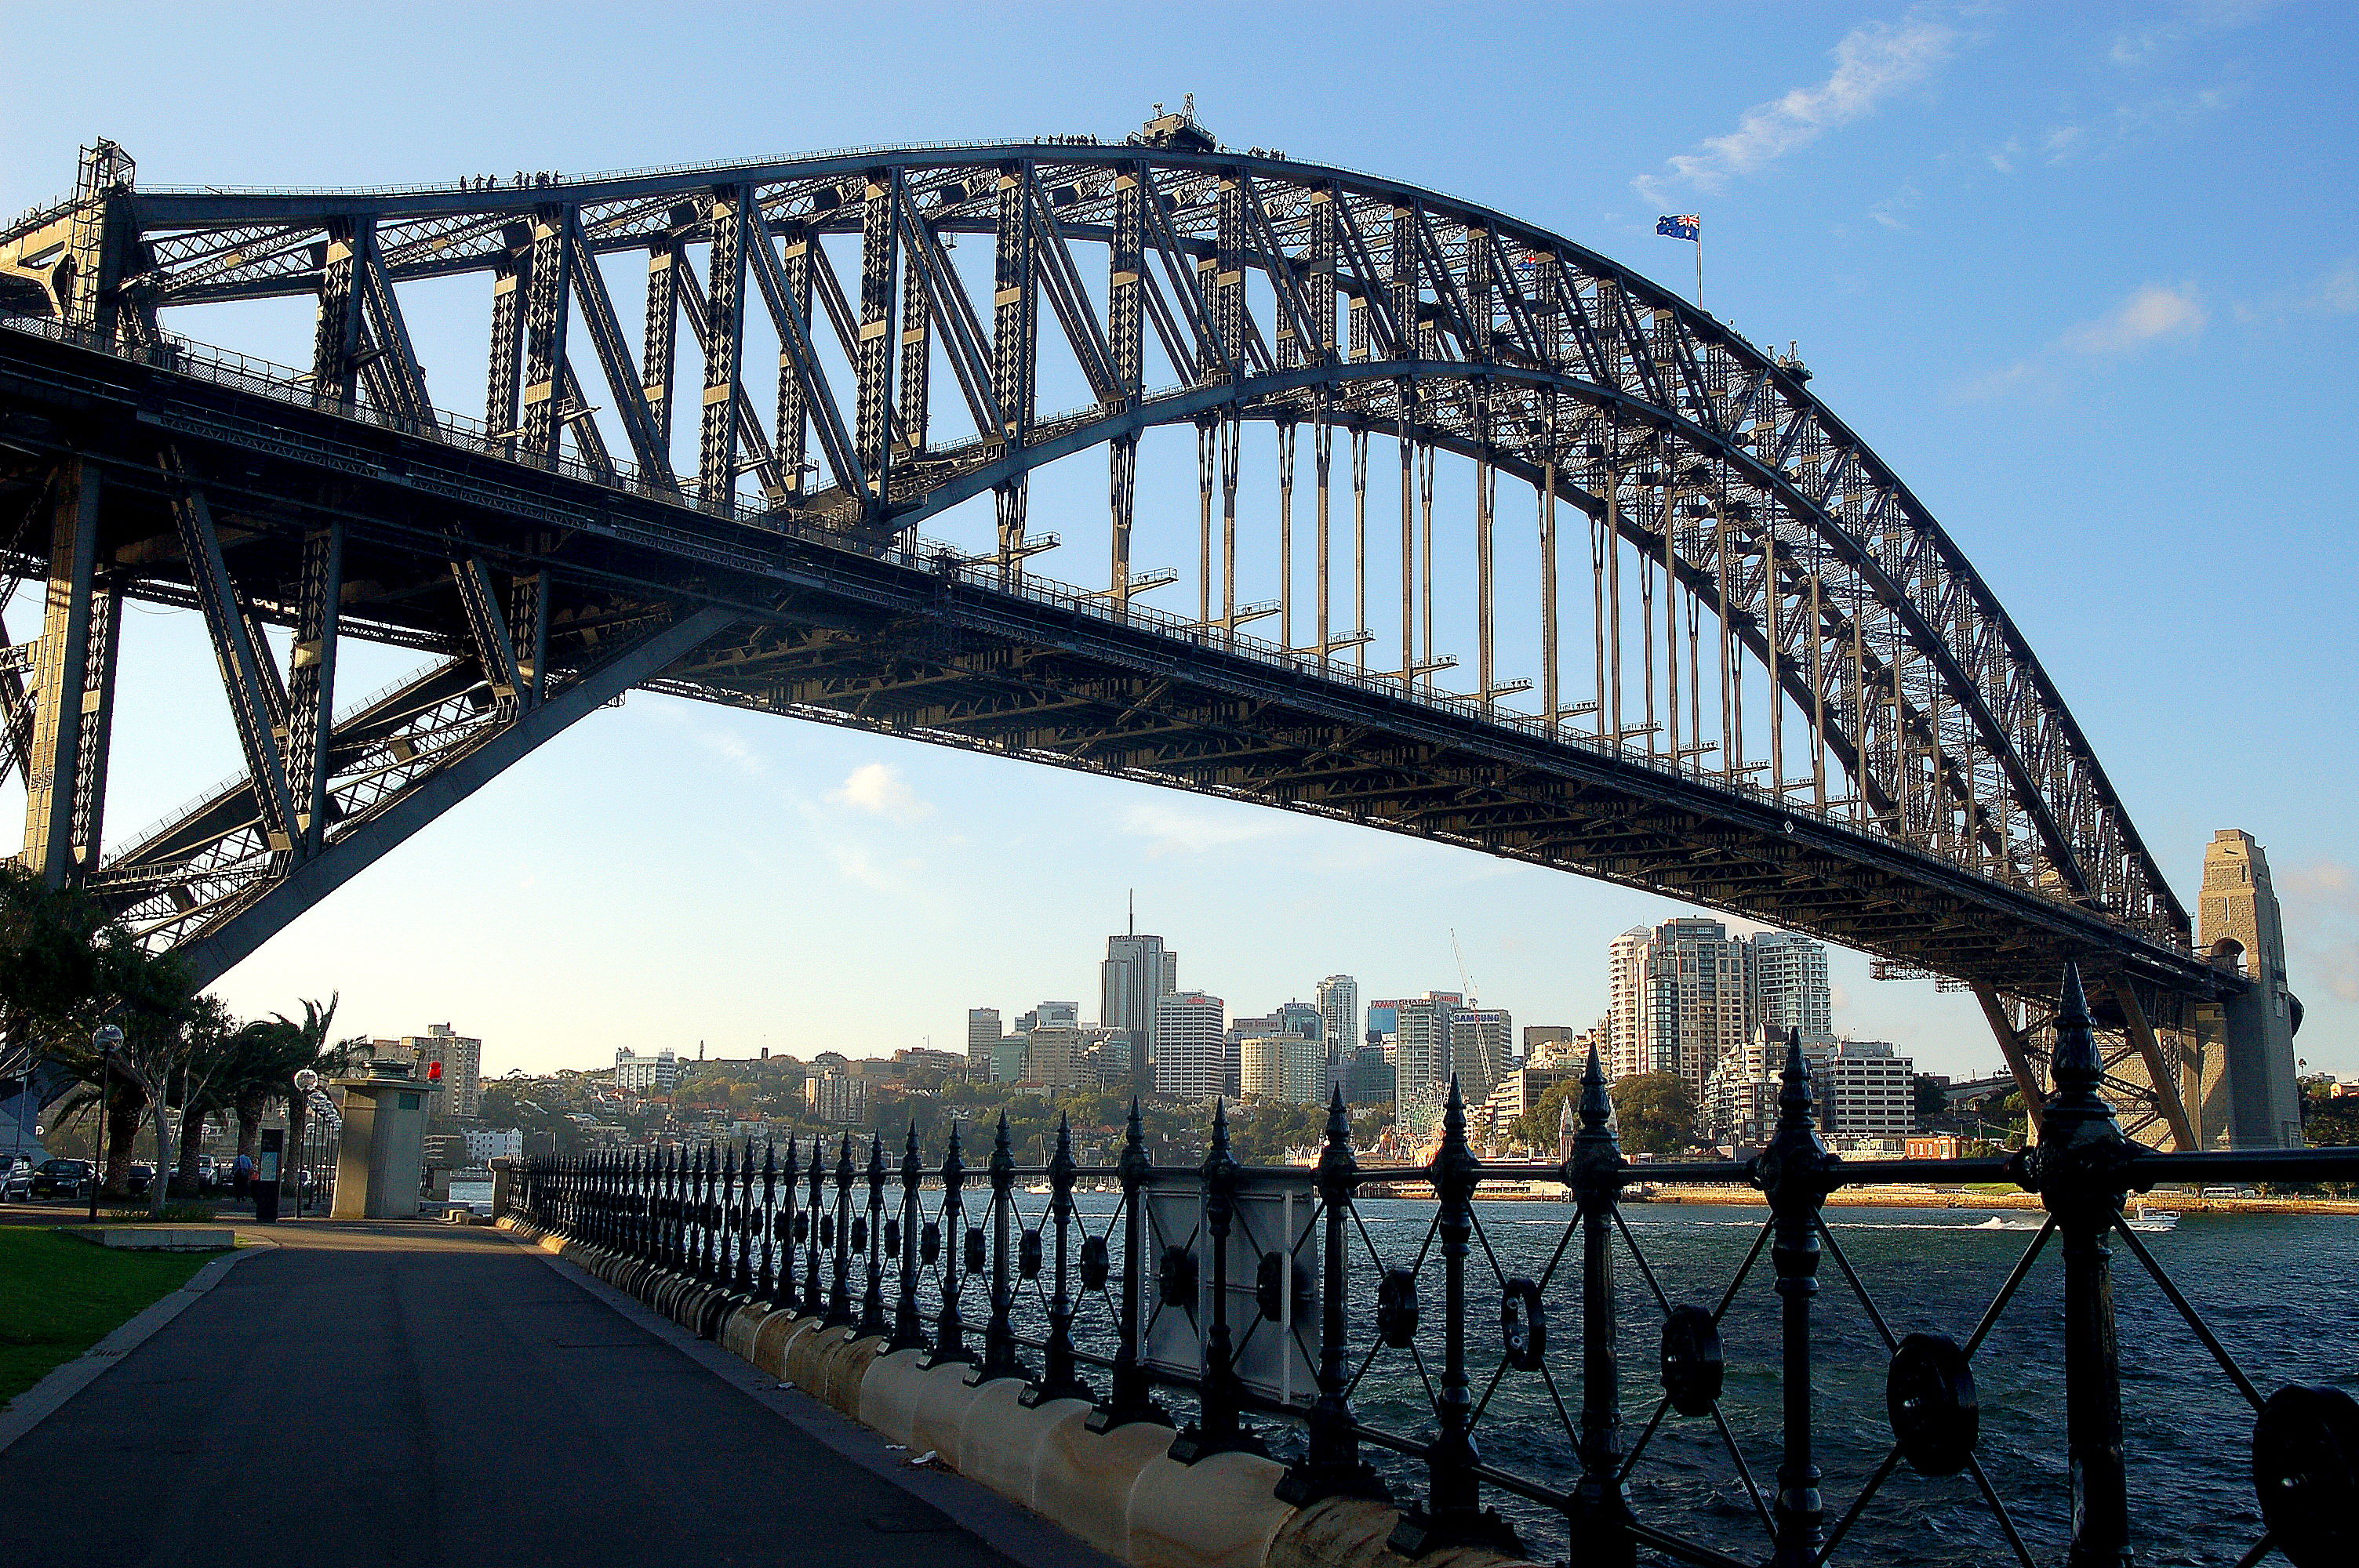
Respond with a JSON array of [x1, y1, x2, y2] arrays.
[[0, 1221, 1033, 1567]]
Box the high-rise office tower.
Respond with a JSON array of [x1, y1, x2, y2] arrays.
[[1451, 1007, 1514, 1105], [1103, 932, 1179, 1094], [1277, 1000, 1324, 1044], [1746, 932, 1832, 1041], [1608, 919, 1750, 1100], [1316, 975, 1358, 1062], [967, 1008, 1002, 1079], [1390, 993, 1467, 1145], [1152, 992, 1229, 1101]]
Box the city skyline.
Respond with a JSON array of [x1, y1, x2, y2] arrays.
[[3, 4, 2352, 1088]]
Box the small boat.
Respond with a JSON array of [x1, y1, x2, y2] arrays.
[[2127, 1201, 2179, 1232], [1023, 1182, 1053, 1196]]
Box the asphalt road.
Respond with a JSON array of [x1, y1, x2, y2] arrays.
[[0, 1221, 1021, 1567]]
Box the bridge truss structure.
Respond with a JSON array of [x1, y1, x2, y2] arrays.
[[0, 123, 2241, 1146]]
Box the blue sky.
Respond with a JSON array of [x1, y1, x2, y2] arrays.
[[3, 2, 2354, 1082]]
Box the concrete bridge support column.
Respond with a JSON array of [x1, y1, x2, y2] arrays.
[[2195, 829, 2303, 1149]]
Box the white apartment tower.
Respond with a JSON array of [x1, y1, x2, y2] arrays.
[[1152, 992, 1229, 1101], [1747, 932, 1832, 1042], [615, 1047, 680, 1094], [1316, 975, 1360, 1055], [1608, 920, 1751, 1100]]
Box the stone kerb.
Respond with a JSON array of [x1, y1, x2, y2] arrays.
[[496, 1218, 1543, 1568], [720, 1300, 774, 1359], [1034, 1408, 1174, 1558]]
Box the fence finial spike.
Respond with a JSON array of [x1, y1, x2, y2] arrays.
[[2052, 960, 2099, 1092], [1774, 1025, 1816, 1129]]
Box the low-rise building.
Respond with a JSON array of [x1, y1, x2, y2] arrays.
[[893, 1047, 968, 1079], [463, 1127, 524, 1163], [1480, 1065, 1581, 1151]]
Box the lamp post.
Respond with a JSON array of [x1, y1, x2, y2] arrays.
[[88, 1025, 122, 1221], [293, 1069, 321, 1218]]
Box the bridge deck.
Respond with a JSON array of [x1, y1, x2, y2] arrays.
[[0, 323, 2223, 1004]]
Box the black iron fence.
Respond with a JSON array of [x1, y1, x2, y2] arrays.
[[518, 967, 2357, 1568]]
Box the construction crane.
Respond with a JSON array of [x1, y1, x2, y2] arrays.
[[1451, 928, 1480, 1007]]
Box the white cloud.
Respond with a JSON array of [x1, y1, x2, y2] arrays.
[[1637, 14, 1956, 198], [2039, 84, 2243, 165], [2233, 260, 2359, 323], [2060, 284, 2207, 354], [827, 761, 931, 823], [1963, 282, 2205, 397], [1870, 182, 1921, 230], [2109, 2, 2277, 67]]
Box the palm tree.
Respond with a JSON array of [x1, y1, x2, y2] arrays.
[[272, 998, 367, 1206]]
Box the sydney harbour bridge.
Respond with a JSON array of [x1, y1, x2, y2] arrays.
[[0, 117, 2288, 1151]]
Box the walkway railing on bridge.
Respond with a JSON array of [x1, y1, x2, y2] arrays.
[[520, 965, 2354, 1567]]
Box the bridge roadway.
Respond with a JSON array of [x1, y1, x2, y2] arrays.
[[0, 320, 2224, 1008], [0, 1218, 1102, 1568]]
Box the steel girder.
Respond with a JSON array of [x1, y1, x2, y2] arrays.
[[0, 135, 2212, 1031]]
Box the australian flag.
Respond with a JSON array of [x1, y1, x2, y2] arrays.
[[1656, 214, 1701, 241]]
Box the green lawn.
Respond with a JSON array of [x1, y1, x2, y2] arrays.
[[0, 1228, 227, 1406]]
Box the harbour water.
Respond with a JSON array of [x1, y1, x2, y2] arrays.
[[985, 1194, 2359, 1566]]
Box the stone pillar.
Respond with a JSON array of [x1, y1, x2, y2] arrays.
[[331, 1062, 431, 1219], [2194, 829, 2303, 1149]]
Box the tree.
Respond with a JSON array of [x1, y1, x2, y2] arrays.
[[1512, 1082, 1579, 1151], [261, 997, 365, 1198], [0, 864, 107, 1058], [1611, 1072, 1698, 1156], [2300, 1080, 2359, 1149]]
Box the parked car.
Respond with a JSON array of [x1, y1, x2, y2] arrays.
[[30, 1157, 92, 1199], [0, 1153, 32, 1201], [196, 1154, 220, 1192], [126, 1163, 155, 1196]]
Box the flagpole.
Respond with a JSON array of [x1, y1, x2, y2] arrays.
[[1696, 233, 1704, 311]]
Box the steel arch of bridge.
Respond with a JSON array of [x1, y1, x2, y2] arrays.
[[0, 126, 2231, 1145]]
